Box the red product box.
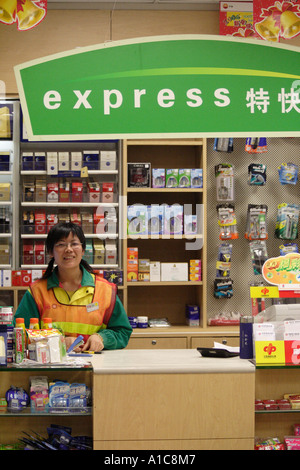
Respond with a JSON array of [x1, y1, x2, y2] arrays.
[[59, 182, 70, 202], [88, 182, 100, 202], [102, 182, 114, 203], [23, 242, 34, 264], [21, 270, 32, 286], [94, 211, 105, 234], [35, 242, 45, 265], [47, 182, 59, 202], [35, 210, 46, 234], [72, 182, 83, 202], [285, 340, 300, 365], [12, 271, 22, 286], [47, 213, 58, 230]]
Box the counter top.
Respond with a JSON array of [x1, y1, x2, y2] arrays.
[[91, 349, 255, 374]]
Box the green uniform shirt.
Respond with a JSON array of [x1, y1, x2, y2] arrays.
[[14, 267, 132, 350]]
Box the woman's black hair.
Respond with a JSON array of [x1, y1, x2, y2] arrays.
[[42, 222, 95, 279]]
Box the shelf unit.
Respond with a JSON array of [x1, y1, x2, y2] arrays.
[[18, 140, 122, 271], [122, 138, 207, 338], [0, 365, 93, 447]]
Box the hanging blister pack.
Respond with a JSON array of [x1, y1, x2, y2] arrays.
[[278, 162, 299, 185], [215, 163, 235, 202], [216, 243, 232, 278], [248, 163, 267, 185], [214, 278, 234, 299], [245, 137, 267, 153], [279, 243, 299, 255], [245, 204, 268, 241], [213, 138, 234, 153], [249, 240, 268, 275], [275, 203, 300, 240], [217, 204, 239, 240]]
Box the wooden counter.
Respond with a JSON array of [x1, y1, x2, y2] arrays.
[[91, 349, 255, 450]]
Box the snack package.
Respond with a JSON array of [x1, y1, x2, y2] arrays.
[[26, 329, 66, 364]]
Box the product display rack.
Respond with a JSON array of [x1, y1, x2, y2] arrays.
[[18, 139, 122, 270], [122, 138, 208, 345], [0, 365, 93, 446]]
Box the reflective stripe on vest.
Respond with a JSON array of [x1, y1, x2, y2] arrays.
[[30, 275, 117, 337]]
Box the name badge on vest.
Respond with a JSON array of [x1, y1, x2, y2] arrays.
[[86, 301, 99, 313]]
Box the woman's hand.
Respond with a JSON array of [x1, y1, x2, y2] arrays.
[[81, 334, 104, 352]]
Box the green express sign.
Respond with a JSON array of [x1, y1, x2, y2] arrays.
[[14, 35, 300, 141]]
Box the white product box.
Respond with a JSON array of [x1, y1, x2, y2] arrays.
[[164, 205, 183, 235], [100, 151, 117, 170], [71, 152, 82, 171], [127, 204, 147, 235], [161, 263, 188, 282], [32, 270, 43, 282], [147, 205, 164, 235], [1, 269, 11, 287], [105, 241, 117, 265], [58, 152, 69, 171], [47, 152, 58, 175], [150, 261, 161, 282]]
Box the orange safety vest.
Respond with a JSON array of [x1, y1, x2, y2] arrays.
[[30, 275, 117, 341]]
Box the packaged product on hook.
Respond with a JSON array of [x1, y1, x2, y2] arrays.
[[275, 203, 300, 240], [248, 163, 267, 185], [213, 138, 233, 153], [215, 163, 235, 202], [217, 204, 239, 240], [278, 162, 299, 185], [214, 278, 233, 299], [216, 243, 232, 278], [245, 204, 268, 241], [245, 137, 267, 153], [249, 240, 268, 275], [279, 243, 299, 255]]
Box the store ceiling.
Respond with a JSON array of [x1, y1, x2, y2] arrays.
[[47, 0, 220, 11]]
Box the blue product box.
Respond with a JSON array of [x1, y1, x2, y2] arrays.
[[191, 169, 203, 188], [185, 304, 200, 326], [34, 153, 46, 171], [22, 153, 34, 171], [0, 153, 10, 171], [83, 151, 99, 170]]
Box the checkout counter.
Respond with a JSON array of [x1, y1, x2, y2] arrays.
[[91, 349, 255, 450]]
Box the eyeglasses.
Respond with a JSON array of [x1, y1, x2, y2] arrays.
[[54, 242, 83, 250]]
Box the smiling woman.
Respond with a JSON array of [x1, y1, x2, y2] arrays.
[[14, 222, 132, 352]]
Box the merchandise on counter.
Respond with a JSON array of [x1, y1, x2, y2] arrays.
[[255, 437, 284, 450], [189, 259, 201, 282], [245, 137, 267, 153], [248, 163, 267, 185], [239, 315, 253, 359], [213, 138, 233, 153], [275, 203, 300, 240], [245, 204, 268, 241], [215, 163, 234, 202], [30, 376, 49, 413], [137, 316, 148, 328], [217, 204, 239, 240], [278, 162, 299, 185]]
